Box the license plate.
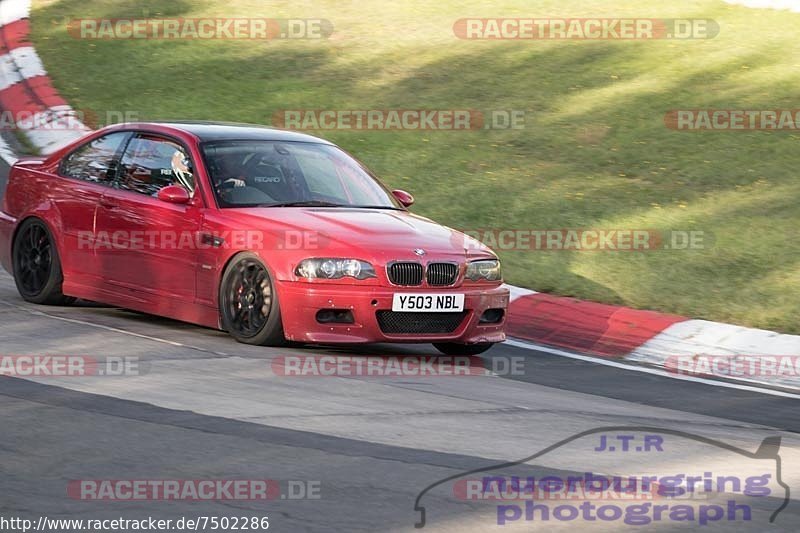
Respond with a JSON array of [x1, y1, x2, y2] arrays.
[[392, 293, 465, 312]]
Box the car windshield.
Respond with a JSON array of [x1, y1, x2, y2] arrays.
[[201, 140, 402, 209]]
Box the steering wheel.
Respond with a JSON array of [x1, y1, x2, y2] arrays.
[[217, 178, 244, 191]]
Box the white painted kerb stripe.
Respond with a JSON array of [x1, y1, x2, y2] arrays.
[[627, 319, 800, 390], [631, 319, 800, 359], [0, 46, 46, 90], [505, 338, 800, 399], [0, 133, 17, 164], [503, 283, 537, 302], [0, 0, 30, 27]]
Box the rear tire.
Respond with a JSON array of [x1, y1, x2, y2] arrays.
[[433, 342, 495, 356], [219, 252, 286, 346], [12, 218, 74, 305]]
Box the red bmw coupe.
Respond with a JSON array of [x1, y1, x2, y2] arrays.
[[0, 122, 508, 354]]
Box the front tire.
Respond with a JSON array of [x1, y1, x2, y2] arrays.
[[433, 342, 495, 356], [12, 218, 74, 305], [219, 253, 286, 346]]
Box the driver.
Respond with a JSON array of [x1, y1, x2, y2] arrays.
[[169, 150, 195, 195], [214, 152, 247, 191]]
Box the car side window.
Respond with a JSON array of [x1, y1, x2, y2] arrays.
[[60, 132, 128, 184], [117, 135, 195, 197]]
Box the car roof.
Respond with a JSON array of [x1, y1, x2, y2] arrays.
[[122, 121, 335, 145]]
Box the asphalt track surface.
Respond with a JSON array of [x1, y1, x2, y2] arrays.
[[1, 161, 799, 532]]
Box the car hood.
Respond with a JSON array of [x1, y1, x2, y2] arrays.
[[221, 207, 495, 262]]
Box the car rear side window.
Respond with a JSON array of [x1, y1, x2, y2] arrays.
[[60, 132, 128, 184], [117, 135, 195, 197]]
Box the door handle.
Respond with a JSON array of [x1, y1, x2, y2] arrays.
[[99, 198, 118, 210]]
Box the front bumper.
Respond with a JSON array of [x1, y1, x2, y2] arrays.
[[278, 281, 509, 344]]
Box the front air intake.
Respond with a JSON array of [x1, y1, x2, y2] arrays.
[[387, 262, 424, 286]]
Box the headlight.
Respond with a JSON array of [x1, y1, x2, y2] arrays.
[[465, 259, 502, 281], [295, 258, 376, 280]]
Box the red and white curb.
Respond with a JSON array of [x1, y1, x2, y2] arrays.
[[0, 0, 89, 161], [505, 286, 800, 392], [1, 0, 799, 394]]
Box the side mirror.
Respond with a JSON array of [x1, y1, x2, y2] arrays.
[[157, 185, 191, 205], [392, 189, 414, 208]]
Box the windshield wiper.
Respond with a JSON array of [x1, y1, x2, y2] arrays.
[[257, 201, 404, 209], [350, 205, 404, 210], [262, 200, 346, 208]]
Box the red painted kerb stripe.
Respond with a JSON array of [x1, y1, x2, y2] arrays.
[[0, 19, 31, 54], [507, 293, 686, 357]]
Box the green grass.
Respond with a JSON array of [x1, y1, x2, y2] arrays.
[[31, 0, 800, 333]]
